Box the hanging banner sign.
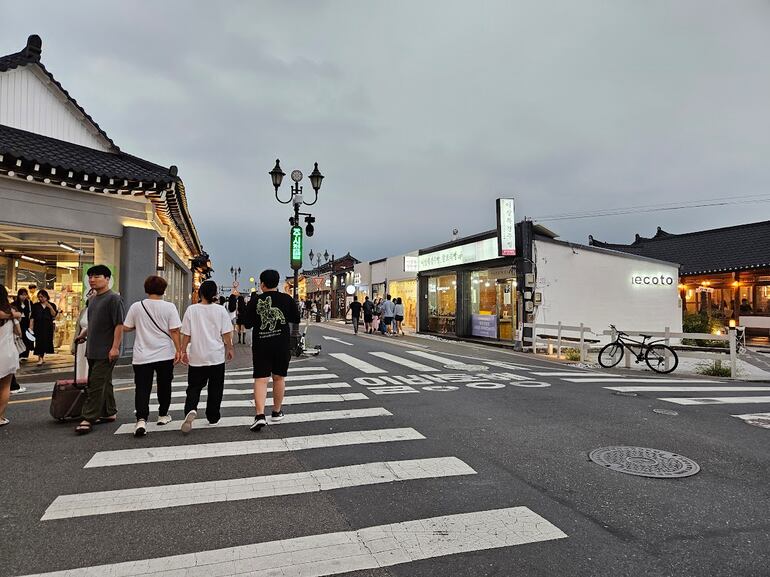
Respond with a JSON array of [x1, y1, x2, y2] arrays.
[[290, 226, 303, 270], [155, 237, 165, 271], [496, 198, 516, 256]]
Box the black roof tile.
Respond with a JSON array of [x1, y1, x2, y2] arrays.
[[0, 124, 174, 183], [589, 221, 770, 275]]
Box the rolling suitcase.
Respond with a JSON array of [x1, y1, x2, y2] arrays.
[[50, 354, 88, 421]]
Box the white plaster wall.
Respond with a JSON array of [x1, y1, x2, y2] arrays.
[[371, 260, 387, 284], [0, 66, 113, 151], [534, 239, 682, 342], [386, 251, 418, 282], [354, 262, 371, 285]]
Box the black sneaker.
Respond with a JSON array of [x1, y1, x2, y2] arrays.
[[250, 414, 267, 431], [271, 410, 284, 422]]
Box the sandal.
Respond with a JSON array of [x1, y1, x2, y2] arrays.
[[75, 421, 92, 435], [95, 415, 117, 424]]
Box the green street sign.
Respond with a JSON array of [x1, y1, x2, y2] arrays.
[[290, 226, 303, 270]]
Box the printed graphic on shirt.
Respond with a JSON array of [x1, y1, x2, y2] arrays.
[[257, 296, 286, 334]]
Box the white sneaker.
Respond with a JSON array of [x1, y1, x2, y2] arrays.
[[156, 414, 172, 426], [10, 387, 27, 395], [180, 410, 197, 435], [134, 419, 147, 437], [0, 417, 9, 427]]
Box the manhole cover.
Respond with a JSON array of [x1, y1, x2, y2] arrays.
[[589, 446, 700, 478], [443, 363, 488, 371], [653, 408, 679, 416]]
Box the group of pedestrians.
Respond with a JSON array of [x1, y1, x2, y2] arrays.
[[299, 298, 331, 322], [347, 294, 405, 336], [0, 265, 300, 437]]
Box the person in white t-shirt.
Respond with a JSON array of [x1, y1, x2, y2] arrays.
[[179, 280, 234, 434], [123, 276, 183, 437]]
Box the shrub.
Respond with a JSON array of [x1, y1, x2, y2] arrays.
[[682, 313, 728, 347], [695, 360, 732, 377], [563, 348, 581, 361]]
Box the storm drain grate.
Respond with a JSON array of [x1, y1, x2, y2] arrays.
[[589, 446, 700, 478]]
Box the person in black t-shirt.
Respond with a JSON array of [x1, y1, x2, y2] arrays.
[[347, 296, 363, 335], [243, 269, 300, 431], [362, 296, 374, 334]]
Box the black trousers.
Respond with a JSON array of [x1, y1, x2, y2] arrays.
[[133, 359, 175, 421], [184, 364, 225, 424]]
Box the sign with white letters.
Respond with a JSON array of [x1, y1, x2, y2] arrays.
[[496, 198, 516, 256]]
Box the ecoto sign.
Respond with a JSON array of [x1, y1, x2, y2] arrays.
[[631, 274, 675, 287]]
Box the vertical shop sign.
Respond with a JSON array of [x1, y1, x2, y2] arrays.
[[156, 237, 165, 271], [496, 198, 516, 256], [290, 226, 303, 270]]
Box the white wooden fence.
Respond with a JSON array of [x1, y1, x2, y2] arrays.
[[523, 322, 740, 378]]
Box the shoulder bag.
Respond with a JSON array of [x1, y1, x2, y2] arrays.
[[140, 300, 173, 341]]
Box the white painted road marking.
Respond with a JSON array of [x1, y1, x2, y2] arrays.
[[732, 413, 770, 428], [659, 396, 770, 405], [169, 373, 339, 387], [605, 386, 770, 393], [564, 378, 722, 384], [85, 428, 425, 468], [43, 457, 476, 520], [406, 350, 477, 367], [22, 507, 567, 576], [369, 352, 439, 372], [323, 335, 354, 346], [226, 366, 327, 376], [531, 372, 598, 377], [164, 382, 352, 398], [150, 392, 368, 412], [330, 352, 387, 374], [114, 407, 393, 435]]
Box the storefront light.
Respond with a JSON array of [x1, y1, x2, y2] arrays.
[[20, 255, 46, 265], [677, 284, 686, 290], [732, 281, 740, 287], [57, 241, 83, 254]]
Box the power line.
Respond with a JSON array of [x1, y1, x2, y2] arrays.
[[533, 193, 770, 222]]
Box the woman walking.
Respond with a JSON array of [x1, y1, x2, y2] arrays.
[[123, 276, 182, 437], [30, 289, 57, 365], [235, 295, 247, 344], [179, 280, 234, 434], [394, 297, 405, 336], [0, 284, 22, 426]]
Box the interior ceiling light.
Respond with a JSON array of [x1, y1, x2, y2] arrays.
[[57, 241, 84, 255], [20, 255, 46, 264]]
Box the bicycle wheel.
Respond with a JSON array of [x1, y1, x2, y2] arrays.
[[645, 344, 678, 374], [598, 341, 624, 368]]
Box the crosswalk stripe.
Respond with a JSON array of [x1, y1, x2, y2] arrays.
[[605, 386, 770, 393], [659, 396, 770, 405], [226, 366, 327, 376], [85, 427, 425, 468], [150, 392, 368, 412], [23, 506, 567, 576], [406, 350, 471, 366], [330, 353, 387, 374], [564, 378, 722, 384], [43, 457, 476, 520], [732, 412, 770, 419], [114, 407, 394, 435], [531, 372, 597, 377], [173, 373, 337, 387], [369, 352, 439, 372], [163, 383, 352, 399]]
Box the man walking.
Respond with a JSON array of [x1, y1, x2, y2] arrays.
[[347, 296, 363, 335], [74, 265, 124, 435], [362, 295, 374, 334], [244, 269, 300, 431], [381, 294, 396, 335]]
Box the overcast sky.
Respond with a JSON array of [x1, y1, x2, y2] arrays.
[[3, 1, 769, 287]]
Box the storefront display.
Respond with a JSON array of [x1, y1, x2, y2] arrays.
[[427, 274, 456, 333], [470, 268, 517, 340], [388, 279, 417, 328]]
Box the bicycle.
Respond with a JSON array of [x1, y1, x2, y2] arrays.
[[598, 324, 679, 374]]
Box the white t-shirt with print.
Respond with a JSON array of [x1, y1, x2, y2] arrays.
[[181, 303, 232, 366], [124, 299, 182, 365]]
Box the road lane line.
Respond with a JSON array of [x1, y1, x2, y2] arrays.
[[564, 378, 721, 384], [85, 427, 425, 468], [164, 383, 352, 398], [330, 353, 387, 374], [659, 396, 770, 405], [172, 373, 338, 387], [149, 392, 368, 412], [114, 407, 393, 435], [530, 372, 601, 377], [605, 386, 770, 393], [43, 457, 475, 519], [369, 352, 439, 372], [226, 366, 328, 375], [22, 507, 567, 576]]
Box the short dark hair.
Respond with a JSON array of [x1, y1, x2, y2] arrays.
[[37, 289, 50, 300], [386, 294, 391, 299], [144, 275, 168, 295], [17, 288, 28, 298], [87, 264, 111, 278], [199, 280, 218, 303], [260, 269, 280, 289]]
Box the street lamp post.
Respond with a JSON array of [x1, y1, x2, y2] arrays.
[[269, 159, 324, 302]]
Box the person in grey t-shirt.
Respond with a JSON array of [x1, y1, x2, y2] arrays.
[[73, 265, 124, 434]]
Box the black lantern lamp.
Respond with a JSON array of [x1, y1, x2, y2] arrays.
[[270, 159, 285, 193]]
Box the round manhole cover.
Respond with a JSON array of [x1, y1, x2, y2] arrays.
[[589, 446, 699, 478], [653, 408, 679, 416], [443, 363, 488, 371]]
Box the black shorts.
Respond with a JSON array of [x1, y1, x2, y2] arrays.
[[384, 316, 394, 324], [395, 315, 404, 322], [364, 314, 373, 322], [252, 347, 291, 378]]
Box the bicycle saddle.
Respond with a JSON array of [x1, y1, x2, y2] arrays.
[[640, 333, 652, 339]]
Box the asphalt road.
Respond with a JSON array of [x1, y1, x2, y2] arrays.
[[1, 321, 769, 576]]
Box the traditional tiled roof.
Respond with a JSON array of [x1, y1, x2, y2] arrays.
[[0, 35, 118, 151], [589, 222, 770, 275]]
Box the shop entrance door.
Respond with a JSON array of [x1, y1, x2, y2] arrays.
[[496, 279, 516, 341]]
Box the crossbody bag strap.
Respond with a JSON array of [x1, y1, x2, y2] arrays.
[[140, 300, 173, 340]]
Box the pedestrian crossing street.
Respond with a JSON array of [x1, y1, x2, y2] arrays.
[[24, 362, 570, 577]]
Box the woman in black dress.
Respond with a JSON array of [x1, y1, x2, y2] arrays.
[[30, 289, 58, 365], [12, 288, 32, 359]]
